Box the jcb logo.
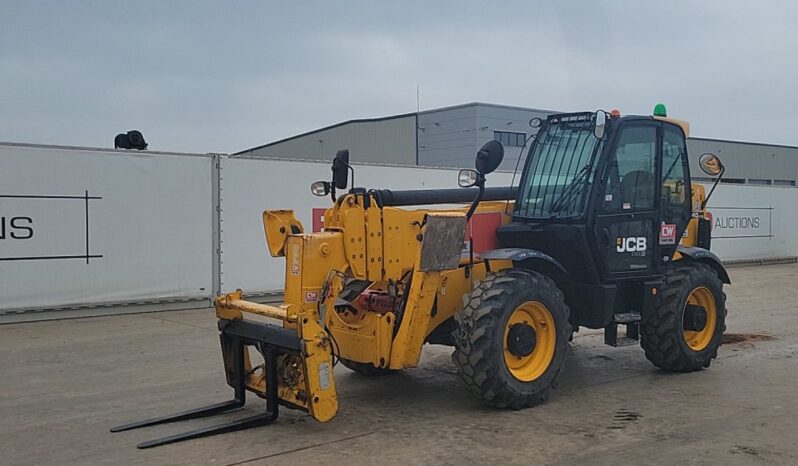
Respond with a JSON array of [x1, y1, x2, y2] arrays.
[[616, 236, 647, 253]]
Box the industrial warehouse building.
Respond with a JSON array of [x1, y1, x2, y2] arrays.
[[235, 102, 798, 187]]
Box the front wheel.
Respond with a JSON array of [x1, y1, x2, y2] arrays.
[[452, 269, 571, 409], [640, 263, 727, 372]]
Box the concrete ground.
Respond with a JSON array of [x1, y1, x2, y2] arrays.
[[1, 264, 797, 466]]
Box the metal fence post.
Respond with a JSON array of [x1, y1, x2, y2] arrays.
[[211, 153, 223, 299]]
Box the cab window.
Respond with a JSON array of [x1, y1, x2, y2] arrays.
[[600, 125, 657, 212], [661, 125, 690, 220]]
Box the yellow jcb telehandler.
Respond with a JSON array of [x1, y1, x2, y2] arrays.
[[113, 106, 729, 448]]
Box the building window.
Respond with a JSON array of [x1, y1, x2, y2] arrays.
[[720, 178, 746, 184], [774, 179, 796, 187], [494, 131, 526, 147], [747, 178, 772, 185], [692, 177, 714, 183]]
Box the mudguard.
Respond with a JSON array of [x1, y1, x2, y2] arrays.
[[677, 245, 731, 284], [479, 248, 568, 276]]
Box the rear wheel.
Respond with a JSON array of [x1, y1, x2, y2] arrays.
[[640, 263, 727, 372], [452, 269, 571, 409]]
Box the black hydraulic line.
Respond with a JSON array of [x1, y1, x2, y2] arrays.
[[372, 186, 516, 207]]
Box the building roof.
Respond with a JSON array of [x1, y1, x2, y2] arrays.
[[233, 102, 559, 155], [688, 136, 798, 151], [233, 102, 798, 155], [233, 111, 416, 155]]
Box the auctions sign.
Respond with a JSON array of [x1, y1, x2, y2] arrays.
[[0, 192, 102, 263], [709, 207, 772, 239]]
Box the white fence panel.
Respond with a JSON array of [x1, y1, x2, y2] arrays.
[[0, 144, 214, 312], [704, 183, 798, 261], [5, 142, 795, 315], [218, 156, 514, 293]]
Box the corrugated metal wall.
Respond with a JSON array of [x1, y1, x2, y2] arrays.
[[236, 104, 798, 186], [240, 115, 417, 165], [687, 138, 798, 185], [417, 103, 554, 171]]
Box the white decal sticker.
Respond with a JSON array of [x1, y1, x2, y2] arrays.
[[318, 362, 331, 390], [290, 243, 301, 276], [616, 236, 647, 253]]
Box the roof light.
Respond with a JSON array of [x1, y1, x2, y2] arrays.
[[653, 103, 667, 117], [610, 108, 621, 118]]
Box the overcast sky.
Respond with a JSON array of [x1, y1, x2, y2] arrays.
[[2, 1, 797, 153]]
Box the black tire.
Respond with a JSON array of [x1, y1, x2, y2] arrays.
[[640, 262, 727, 372], [339, 358, 396, 376], [452, 269, 571, 409]]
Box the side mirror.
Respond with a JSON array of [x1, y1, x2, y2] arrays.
[[699, 153, 724, 176], [332, 149, 350, 189], [529, 117, 543, 129], [311, 181, 331, 197], [594, 111, 607, 139], [458, 169, 479, 188], [475, 140, 504, 175]]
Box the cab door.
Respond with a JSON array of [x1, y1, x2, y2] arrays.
[[657, 124, 692, 262], [593, 121, 660, 276]]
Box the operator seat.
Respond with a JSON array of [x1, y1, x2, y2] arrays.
[[620, 170, 655, 209]]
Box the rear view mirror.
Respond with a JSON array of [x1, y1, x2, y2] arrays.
[[594, 111, 607, 139], [458, 169, 479, 188], [311, 181, 331, 197], [332, 149, 350, 189], [699, 153, 723, 176], [475, 140, 504, 175]]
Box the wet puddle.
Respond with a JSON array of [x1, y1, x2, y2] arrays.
[[721, 333, 775, 345]]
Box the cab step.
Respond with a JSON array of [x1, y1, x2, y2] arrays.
[[604, 312, 641, 347]]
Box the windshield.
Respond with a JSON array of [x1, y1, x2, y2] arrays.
[[516, 113, 603, 218]]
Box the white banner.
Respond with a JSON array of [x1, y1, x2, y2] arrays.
[[0, 144, 214, 312]]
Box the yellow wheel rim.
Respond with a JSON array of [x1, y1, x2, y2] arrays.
[[503, 301, 556, 382], [683, 286, 717, 351]]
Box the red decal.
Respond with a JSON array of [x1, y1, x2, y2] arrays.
[[659, 223, 677, 245], [465, 212, 503, 254], [312, 208, 326, 233]]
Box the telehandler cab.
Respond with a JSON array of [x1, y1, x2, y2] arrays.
[[113, 106, 729, 448]]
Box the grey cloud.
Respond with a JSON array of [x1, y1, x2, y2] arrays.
[[1, 1, 797, 153]]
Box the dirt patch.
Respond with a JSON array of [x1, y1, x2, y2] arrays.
[[722, 333, 775, 345], [608, 410, 642, 430], [729, 445, 759, 456]]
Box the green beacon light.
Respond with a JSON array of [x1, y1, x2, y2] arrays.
[[653, 103, 667, 117]]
